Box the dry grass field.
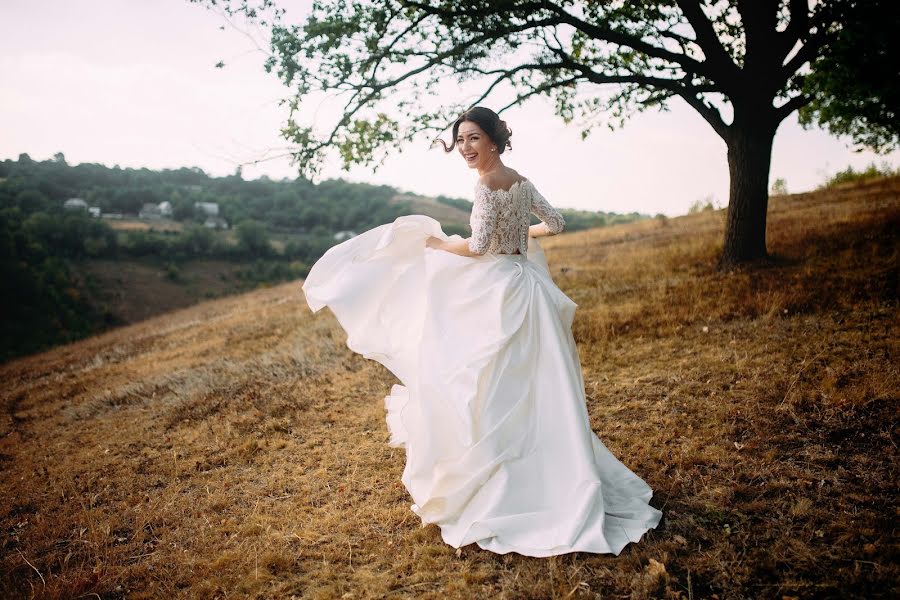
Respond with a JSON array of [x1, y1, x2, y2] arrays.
[[1, 176, 897, 599], [106, 220, 184, 233]]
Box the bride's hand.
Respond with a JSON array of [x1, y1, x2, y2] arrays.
[[425, 236, 445, 250]]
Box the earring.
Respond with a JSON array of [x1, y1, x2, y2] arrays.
[[491, 147, 496, 152]]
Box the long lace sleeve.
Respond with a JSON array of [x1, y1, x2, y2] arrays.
[[530, 184, 565, 234], [468, 185, 499, 255]]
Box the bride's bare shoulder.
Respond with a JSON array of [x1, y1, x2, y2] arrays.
[[507, 167, 528, 184], [478, 167, 529, 192]]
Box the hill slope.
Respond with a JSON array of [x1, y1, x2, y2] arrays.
[[388, 192, 473, 225], [1, 177, 897, 598]]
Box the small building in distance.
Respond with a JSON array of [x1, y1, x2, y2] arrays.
[[194, 201, 219, 216], [204, 216, 229, 229], [158, 200, 173, 217], [333, 230, 357, 241], [139, 203, 163, 220], [65, 198, 103, 217], [64, 198, 88, 210]]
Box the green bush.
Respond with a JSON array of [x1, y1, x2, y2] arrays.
[[771, 178, 789, 195], [233, 259, 306, 286], [821, 162, 899, 189], [164, 262, 182, 282], [235, 219, 274, 257]]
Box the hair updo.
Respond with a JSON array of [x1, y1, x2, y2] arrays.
[[433, 106, 513, 154]]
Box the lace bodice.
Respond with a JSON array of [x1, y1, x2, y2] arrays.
[[468, 179, 566, 255]]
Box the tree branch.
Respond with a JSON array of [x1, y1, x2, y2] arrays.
[[452, 61, 571, 107], [677, 91, 731, 141], [774, 93, 813, 123], [539, 35, 718, 99], [364, 10, 428, 80], [782, 31, 829, 75], [495, 76, 581, 114], [399, 0, 714, 79], [780, 1, 842, 80], [543, 4, 714, 79], [300, 16, 565, 157], [777, 0, 810, 60], [674, 0, 738, 82], [578, 69, 717, 98]]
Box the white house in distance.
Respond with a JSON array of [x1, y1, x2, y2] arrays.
[[64, 198, 87, 210], [136, 200, 173, 220], [204, 216, 228, 229], [333, 230, 357, 241], [194, 201, 228, 229], [194, 201, 219, 216], [139, 203, 163, 220], [64, 197, 102, 217]]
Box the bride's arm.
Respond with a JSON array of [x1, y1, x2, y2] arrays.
[[529, 185, 565, 238], [528, 223, 554, 238], [432, 237, 483, 257]]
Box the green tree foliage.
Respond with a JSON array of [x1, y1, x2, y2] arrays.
[[23, 211, 117, 259], [191, 0, 886, 268], [181, 224, 217, 255], [798, 0, 899, 153], [0, 206, 108, 362], [0, 155, 411, 262], [820, 161, 899, 189], [236, 219, 273, 257]]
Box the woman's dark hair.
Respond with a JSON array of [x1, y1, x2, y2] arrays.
[[433, 106, 513, 154]]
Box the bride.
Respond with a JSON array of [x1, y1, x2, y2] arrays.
[[301, 106, 663, 557]]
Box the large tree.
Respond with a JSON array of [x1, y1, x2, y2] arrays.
[[193, 0, 889, 268]]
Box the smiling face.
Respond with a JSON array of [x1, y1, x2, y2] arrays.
[[456, 120, 496, 169]]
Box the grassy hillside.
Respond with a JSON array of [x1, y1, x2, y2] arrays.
[[74, 258, 278, 326], [1, 177, 897, 599], [388, 192, 473, 225]]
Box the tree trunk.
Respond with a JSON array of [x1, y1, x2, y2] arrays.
[[719, 119, 777, 269]]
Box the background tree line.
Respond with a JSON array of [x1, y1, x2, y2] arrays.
[[1, 153, 406, 244], [0, 153, 651, 362], [1, 153, 643, 261]]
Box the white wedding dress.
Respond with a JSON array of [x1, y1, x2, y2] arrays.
[[301, 178, 662, 557]]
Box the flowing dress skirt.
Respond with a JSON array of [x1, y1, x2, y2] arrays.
[[302, 215, 662, 557]]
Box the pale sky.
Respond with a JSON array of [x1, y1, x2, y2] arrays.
[[1, 0, 896, 216]]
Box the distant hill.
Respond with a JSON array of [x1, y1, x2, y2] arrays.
[[388, 192, 472, 225]]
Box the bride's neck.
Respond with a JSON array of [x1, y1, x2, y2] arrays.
[[477, 155, 503, 176]]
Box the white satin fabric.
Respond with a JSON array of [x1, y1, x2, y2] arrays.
[[301, 215, 662, 556]]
